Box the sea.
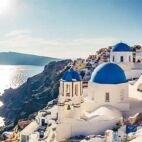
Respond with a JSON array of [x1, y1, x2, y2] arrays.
[[0, 65, 44, 127]]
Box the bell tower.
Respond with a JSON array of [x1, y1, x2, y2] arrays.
[[110, 42, 133, 64], [58, 68, 83, 122]]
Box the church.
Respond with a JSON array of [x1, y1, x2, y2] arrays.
[[110, 42, 142, 80], [56, 42, 142, 141]]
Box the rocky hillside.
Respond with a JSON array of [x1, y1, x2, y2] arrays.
[[87, 45, 142, 63], [0, 60, 72, 127]]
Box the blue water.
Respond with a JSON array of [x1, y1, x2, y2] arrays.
[[0, 65, 44, 126]]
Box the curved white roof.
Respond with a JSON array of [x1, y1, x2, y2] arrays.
[[82, 106, 122, 120], [94, 106, 122, 118]]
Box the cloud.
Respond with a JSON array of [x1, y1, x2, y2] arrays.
[[0, 30, 118, 58], [5, 30, 30, 37]]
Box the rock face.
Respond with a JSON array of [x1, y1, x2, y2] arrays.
[[0, 60, 72, 125]]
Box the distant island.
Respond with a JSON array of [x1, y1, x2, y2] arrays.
[[0, 52, 60, 66]]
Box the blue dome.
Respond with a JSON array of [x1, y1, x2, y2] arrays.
[[111, 42, 132, 52], [90, 63, 127, 84], [62, 68, 81, 81]]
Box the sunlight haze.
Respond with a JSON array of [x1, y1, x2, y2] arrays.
[[0, 0, 141, 58]]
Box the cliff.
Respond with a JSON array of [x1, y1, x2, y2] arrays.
[[0, 59, 72, 127]]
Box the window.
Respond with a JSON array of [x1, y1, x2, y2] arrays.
[[120, 56, 124, 62], [67, 105, 71, 110], [105, 92, 110, 102], [120, 90, 125, 101], [75, 84, 78, 96], [120, 94, 124, 101], [21, 135, 27, 142], [41, 119, 45, 126], [27, 136, 29, 141], [129, 56, 131, 62], [66, 84, 70, 96], [112, 56, 115, 62]]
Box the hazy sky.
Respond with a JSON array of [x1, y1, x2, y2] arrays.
[[0, 0, 142, 58]]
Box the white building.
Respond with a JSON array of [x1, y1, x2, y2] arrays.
[[135, 47, 142, 63], [110, 42, 133, 63], [129, 75, 142, 100], [58, 68, 83, 121], [56, 64, 126, 141], [20, 121, 39, 142], [87, 62, 129, 112], [110, 42, 142, 80]]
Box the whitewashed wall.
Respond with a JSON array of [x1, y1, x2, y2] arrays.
[[110, 52, 133, 63], [86, 82, 129, 111], [56, 115, 121, 141], [129, 76, 142, 100], [117, 63, 142, 80]]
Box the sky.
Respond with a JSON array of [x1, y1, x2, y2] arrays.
[[0, 0, 142, 59]]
